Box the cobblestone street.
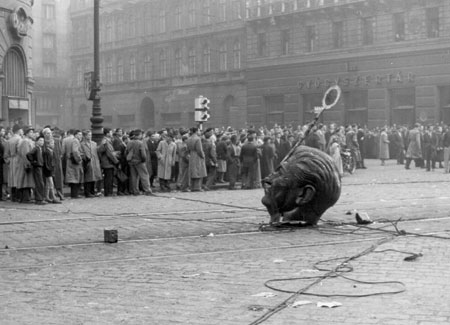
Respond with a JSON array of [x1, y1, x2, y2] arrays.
[[1, 159, 450, 325]]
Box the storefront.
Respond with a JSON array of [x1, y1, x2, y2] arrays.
[[247, 48, 450, 128], [0, 2, 34, 127]]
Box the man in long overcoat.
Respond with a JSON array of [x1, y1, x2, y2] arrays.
[[156, 134, 176, 192], [98, 128, 119, 196], [17, 126, 35, 202], [186, 127, 207, 191], [65, 130, 84, 198], [4, 125, 23, 201], [81, 130, 102, 197], [379, 128, 390, 166], [240, 134, 259, 189], [405, 123, 422, 169]]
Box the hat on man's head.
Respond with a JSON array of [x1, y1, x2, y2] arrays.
[[12, 124, 21, 133], [23, 126, 34, 135], [204, 128, 213, 134]]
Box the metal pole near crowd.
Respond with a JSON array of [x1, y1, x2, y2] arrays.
[[90, 0, 104, 144]]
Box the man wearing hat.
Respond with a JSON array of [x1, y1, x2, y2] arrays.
[[17, 126, 35, 203], [186, 127, 207, 191], [98, 127, 119, 196], [4, 125, 23, 201], [202, 128, 217, 191], [125, 129, 154, 196]]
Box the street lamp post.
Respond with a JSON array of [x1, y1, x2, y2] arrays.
[[90, 0, 103, 144]]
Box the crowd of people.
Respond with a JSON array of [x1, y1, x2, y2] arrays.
[[1, 121, 450, 204]]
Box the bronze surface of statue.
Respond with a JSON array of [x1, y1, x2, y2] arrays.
[[261, 145, 341, 226]]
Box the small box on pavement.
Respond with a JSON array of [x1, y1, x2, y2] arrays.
[[104, 228, 118, 243]]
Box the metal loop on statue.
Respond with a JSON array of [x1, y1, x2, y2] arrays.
[[322, 85, 341, 110], [275, 85, 342, 169]]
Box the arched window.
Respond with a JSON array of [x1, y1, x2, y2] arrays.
[[130, 55, 136, 80], [188, 48, 196, 75], [233, 41, 241, 69], [202, 45, 210, 73], [117, 58, 123, 82], [144, 54, 152, 80], [175, 49, 182, 76], [160, 50, 167, 78], [219, 43, 227, 71]]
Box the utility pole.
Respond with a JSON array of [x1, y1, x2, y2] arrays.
[[90, 0, 103, 143]]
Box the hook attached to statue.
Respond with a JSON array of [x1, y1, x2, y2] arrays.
[[279, 85, 342, 166]]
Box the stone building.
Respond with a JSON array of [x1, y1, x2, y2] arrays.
[[246, 0, 450, 128], [69, 0, 247, 131], [32, 0, 71, 129], [0, 0, 34, 127]]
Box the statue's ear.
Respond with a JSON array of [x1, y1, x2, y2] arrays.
[[295, 185, 316, 206]]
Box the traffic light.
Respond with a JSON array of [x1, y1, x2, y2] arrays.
[[200, 97, 210, 121], [195, 96, 211, 122]]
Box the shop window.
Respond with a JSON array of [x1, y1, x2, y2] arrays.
[[162, 113, 182, 128], [390, 88, 415, 126], [118, 114, 135, 126], [393, 13, 405, 42], [344, 91, 368, 126], [426, 7, 439, 38], [265, 95, 285, 127]]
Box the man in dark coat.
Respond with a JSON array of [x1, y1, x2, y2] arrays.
[[392, 127, 405, 165], [186, 127, 207, 191], [98, 127, 119, 196], [26, 135, 46, 205], [240, 135, 258, 189], [146, 132, 159, 188], [202, 129, 217, 191], [423, 125, 438, 171]]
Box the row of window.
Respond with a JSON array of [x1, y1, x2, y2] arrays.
[[75, 42, 242, 86], [256, 8, 440, 56], [72, 0, 242, 48]]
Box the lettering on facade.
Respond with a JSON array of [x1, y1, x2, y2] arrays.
[[298, 71, 416, 90]]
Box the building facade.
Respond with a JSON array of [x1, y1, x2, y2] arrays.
[[68, 0, 247, 131], [0, 0, 34, 127], [67, 0, 450, 131], [246, 0, 450, 128], [32, 0, 71, 129]]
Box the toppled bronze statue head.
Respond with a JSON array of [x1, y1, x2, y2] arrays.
[[261, 146, 341, 226]]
